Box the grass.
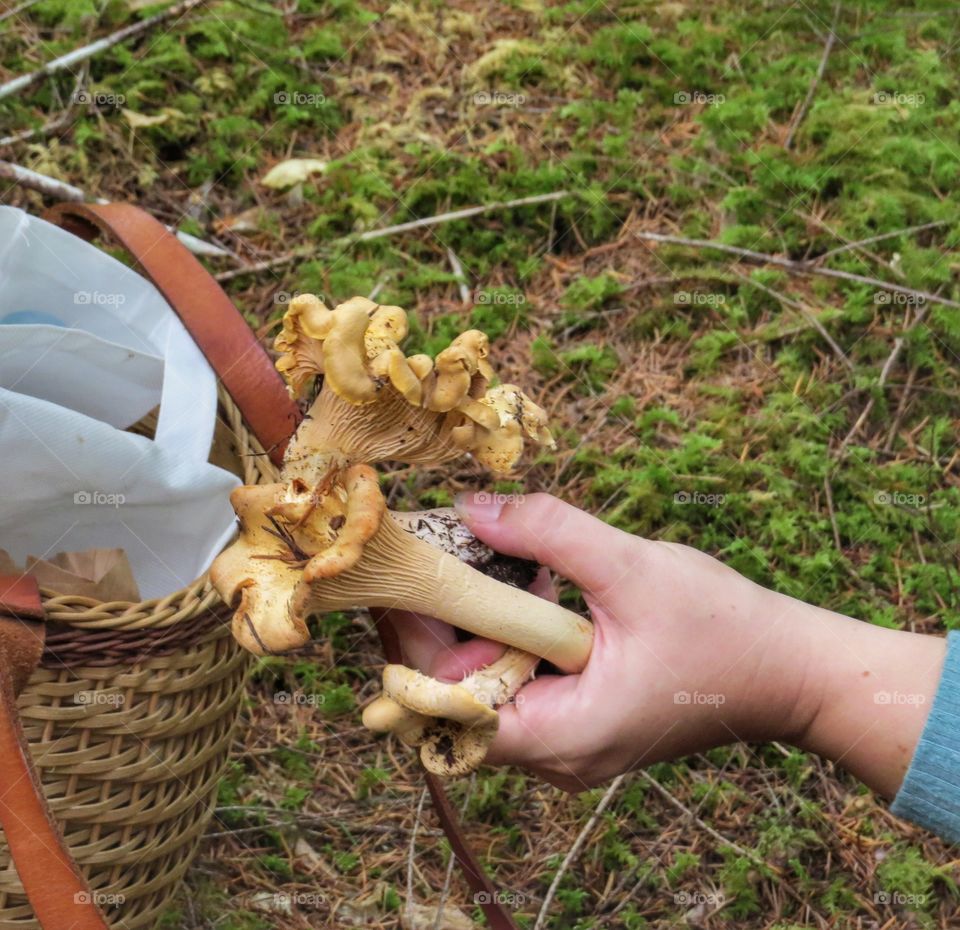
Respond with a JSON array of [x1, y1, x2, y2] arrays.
[[4, 0, 960, 927]]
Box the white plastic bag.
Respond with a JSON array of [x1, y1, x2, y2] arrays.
[[0, 207, 241, 599]]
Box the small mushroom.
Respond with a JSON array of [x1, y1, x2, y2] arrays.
[[365, 647, 539, 776]]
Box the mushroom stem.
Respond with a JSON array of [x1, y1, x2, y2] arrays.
[[459, 646, 540, 709], [293, 514, 593, 672], [390, 508, 538, 589]]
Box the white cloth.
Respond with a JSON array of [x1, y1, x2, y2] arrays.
[[0, 206, 240, 599]]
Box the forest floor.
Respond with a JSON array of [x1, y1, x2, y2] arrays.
[[4, 1, 960, 927]]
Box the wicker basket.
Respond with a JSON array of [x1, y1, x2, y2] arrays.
[[0, 202, 524, 930], [0, 386, 272, 929], [0, 202, 299, 930]]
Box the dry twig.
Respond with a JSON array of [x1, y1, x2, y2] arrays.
[[0, 0, 207, 101], [534, 773, 627, 930], [784, 2, 840, 149], [215, 191, 571, 282], [0, 159, 235, 259], [631, 229, 960, 311]]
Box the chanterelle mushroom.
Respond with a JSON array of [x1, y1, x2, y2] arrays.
[[274, 294, 552, 479], [210, 294, 594, 775]]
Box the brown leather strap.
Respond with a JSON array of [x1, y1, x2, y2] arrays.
[[42, 202, 302, 467], [44, 202, 517, 928], [0, 576, 110, 930], [375, 616, 520, 930]]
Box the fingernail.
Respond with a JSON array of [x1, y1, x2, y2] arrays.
[[454, 491, 504, 523]]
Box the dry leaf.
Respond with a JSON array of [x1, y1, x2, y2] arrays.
[[261, 158, 328, 189], [122, 108, 184, 129], [402, 902, 478, 930]]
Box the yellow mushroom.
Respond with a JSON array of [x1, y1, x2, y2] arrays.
[[274, 294, 334, 398], [372, 648, 540, 776], [322, 299, 379, 404], [425, 330, 490, 412], [364, 304, 408, 358]]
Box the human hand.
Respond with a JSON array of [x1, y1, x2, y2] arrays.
[[387, 492, 817, 791]]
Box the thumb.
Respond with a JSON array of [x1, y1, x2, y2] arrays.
[[484, 673, 586, 777], [454, 492, 644, 594]]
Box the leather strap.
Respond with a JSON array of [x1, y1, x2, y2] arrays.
[[0, 576, 110, 930], [42, 202, 302, 467], [44, 202, 519, 929]]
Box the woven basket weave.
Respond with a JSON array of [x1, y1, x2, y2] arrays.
[[0, 385, 271, 929]]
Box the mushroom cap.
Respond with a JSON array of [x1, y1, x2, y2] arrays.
[[382, 664, 498, 727], [274, 294, 334, 398], [366, 647, 541, 776], [302, 464, 385, 582], [273, 294, 555, 474], [364, 304, 408, 358], [361, 695, 429, 744], [209, 483, 311, 655], [210, 464, 387, 655], [322, 299, 380, 404]]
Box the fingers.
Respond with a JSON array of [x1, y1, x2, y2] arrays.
[[455, 492, 645, 594], [484, 673, 582, 769], [377, 609, 507, 680]]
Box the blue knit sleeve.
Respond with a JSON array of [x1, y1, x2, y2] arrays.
[[891, 631, 960, 844]]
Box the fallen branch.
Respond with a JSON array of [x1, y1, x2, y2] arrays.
[[534, 773, 626, 930], [784, 2, 840, 150], [405, 788, 428, 920], [0, 159, 235, 259], [815, 219, 949, 263], [0, 0, 206, 101], [631, 229, 960, 310], [731, 268, 853, 372], [215, 190, 572, 282], [0, 107, 78, 148]]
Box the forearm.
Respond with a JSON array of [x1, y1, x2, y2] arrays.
[[767, 591, 947, 798]]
